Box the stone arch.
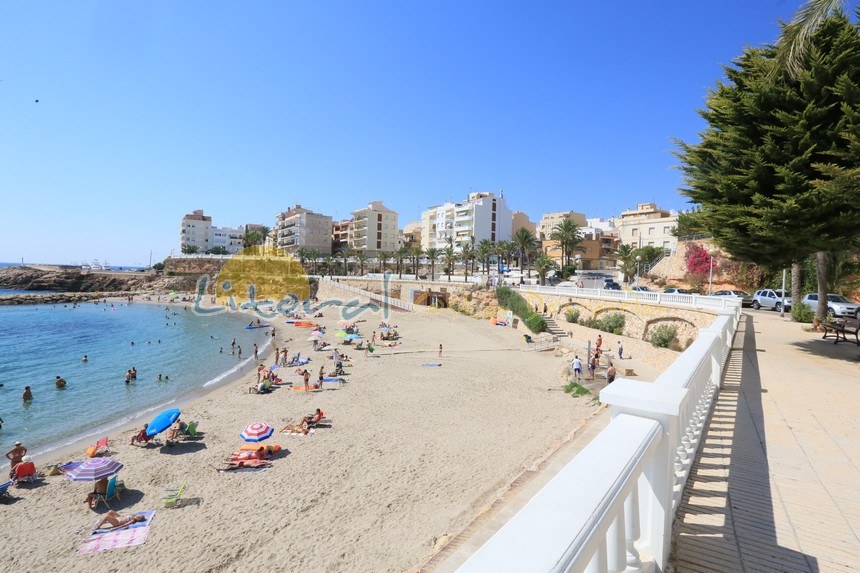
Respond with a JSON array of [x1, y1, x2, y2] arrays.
[[643, 316, 699, 345], [591, 307, 646, 338], [554, 301, 594, 323]]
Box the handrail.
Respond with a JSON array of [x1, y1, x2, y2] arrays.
[[518, 284, 741, 312], [318, 276, 416, 313], [458, 289, 741, 572]]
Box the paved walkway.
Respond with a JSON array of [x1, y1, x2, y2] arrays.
[[670, 311, 860, 572]]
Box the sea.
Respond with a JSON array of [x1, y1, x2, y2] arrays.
[[0, 300, 272, 459]]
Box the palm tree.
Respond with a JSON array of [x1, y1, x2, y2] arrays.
[[476, 240, 493, 274], [410, 246, 424, 278], [322, 256, 335, 278], [613, 244, 636, 283], [550, 219, 585, 267], [468, 235, 477, 274], [512, 228, 537, 283], [460, 243, 475, 283], [395, 247, 408, 279], [378, 251, 393, 274], [242, 230, 262, 248], [534, 253, 558, 286], [307, 249, 321, 276], [777, 0, 850, 79], [295, 247, 309, 271], [443, 246, 456, 282], [338, 246, 355, 276], [355, 251, 368, 276], [258, 226, 271, 244], [425, 247, 441, 281]]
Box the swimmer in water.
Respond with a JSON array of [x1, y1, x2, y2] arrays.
[[55, 376, 67, 389], [23, 386, 33, 401], [82, 355, 88, 363]]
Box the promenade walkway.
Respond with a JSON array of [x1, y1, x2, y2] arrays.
[[670, 311, 860, 572]]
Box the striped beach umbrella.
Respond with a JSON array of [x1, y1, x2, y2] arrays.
[[65, 458, 124, 482], [240, 422, 274, 442]]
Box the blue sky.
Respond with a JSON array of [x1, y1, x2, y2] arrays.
[[0, 1, 808, 266]]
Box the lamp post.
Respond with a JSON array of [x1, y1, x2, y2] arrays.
[[708, 248, 717, 295], [635, 255, 641, 285], [574, 254, 582, 282]]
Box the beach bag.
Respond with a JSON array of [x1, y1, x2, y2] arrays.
[[368, 345, 374, 353], [86, 446, 98, 458]]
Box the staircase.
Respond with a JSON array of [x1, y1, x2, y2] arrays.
[[541, 313, 568, 337]]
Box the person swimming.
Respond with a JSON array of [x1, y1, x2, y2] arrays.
[[82, 355, 88, 363], [55, 376, 67, 389]]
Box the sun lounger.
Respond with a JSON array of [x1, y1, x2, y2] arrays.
[[0, 480, 11, 502], [162, 482, 187, 508], [182, 421, 200, 440], [11, 461, 37, 485]]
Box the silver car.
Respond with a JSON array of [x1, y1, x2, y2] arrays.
[[800, 293, 859, 319], [713, 289, 753, 306], [752, 289, 792, 312]]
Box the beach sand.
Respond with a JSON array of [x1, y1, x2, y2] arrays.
[[2, 300, 597, 572]]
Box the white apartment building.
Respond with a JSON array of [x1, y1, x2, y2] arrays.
[[614, 203, 678, 253], [180, 210, 213, 252], [537, 211, 587, 240], [347, 201, 399, 256], [275, 205, 333, 254], [421, 191, 513, 251], [212, 225, 244, 254]]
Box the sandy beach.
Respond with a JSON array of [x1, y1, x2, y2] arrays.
[[2, 295, 599, 572]]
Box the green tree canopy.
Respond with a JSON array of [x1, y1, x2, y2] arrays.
[[675, 15, 860, 269]]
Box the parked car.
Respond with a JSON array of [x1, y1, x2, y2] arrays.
[[800, 293, 859, 319], [713, 289, 753, 306], [604, 282, 622, 290], [752, 289, 792, 311], [603, 277, 614, 283], [664, 288, 693, 294], [631, 286, 652, 292]]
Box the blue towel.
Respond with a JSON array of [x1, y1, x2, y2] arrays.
[[322, 377, 341, 383], [90, 510, 156, 535], [422, 363, 443, 367]]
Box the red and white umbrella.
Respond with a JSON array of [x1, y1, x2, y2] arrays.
[[240, 422, 274, 442], [65, 458, 124, 482]]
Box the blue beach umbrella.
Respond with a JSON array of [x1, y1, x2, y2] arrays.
[[146, 408, 181, 437], [345, 334, 362, 340]]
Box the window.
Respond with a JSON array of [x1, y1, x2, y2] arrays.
[[632, 228, 638, 236], [663, 226, 671, 234], [648, 227, 654, 235]]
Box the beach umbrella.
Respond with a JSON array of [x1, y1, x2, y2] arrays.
[[306, 336, 319, 341], [310, 331, 323, 337], [378, 327, 393, 332], [65, 458, 124, 482], [240, 422, 274, 442], [169, 291, 178, 296], [345, 334, 362, 340], [146, 408, 181, 437], [335, 331, 348, 338]]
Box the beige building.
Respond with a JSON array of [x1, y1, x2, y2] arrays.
[[615, 203, 677, 253], [537, 211, 587, 240], [401, 221, 422, 250], [275, 205, 333, 254], [511, 211, 536, 237], [421, 191, 513, 251], [347, 201, 399, 256], [332, 219, 351, 253]]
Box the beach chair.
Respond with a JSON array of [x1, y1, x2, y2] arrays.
[[11, 462, 37, 485], [87, 437, 109, 457], [182, 421, 199, 440], [92, 475, 120, 509], [163, 481, 187, 508], [0, 480, 11, 502]]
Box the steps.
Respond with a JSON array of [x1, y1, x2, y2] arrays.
[[541, 314, 568, 336]]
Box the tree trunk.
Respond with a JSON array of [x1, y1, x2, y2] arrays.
[[815, 251, 829, 320], [790, 262, 801, 309]]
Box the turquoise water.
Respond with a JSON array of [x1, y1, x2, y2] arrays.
[[0, 289, 38, 295], [0, 301, 271, 457]]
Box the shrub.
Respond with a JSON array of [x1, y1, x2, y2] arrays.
[[791, 301, 815, 323], [592, 312, 625, 335], [560, 265, 578, 279], [564, 308, 580, 323], [563, 380, 592, 398], [650, 324, 678, 348], [495, 286, 546, 333]]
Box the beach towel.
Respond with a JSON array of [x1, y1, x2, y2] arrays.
[[78, 527, 151, 555], [282, 428, 315, 437], [422, 363, 443, 367], [322, 377, 342, 383], [59, 461, 83, 473], [90, 510, 156, 535]]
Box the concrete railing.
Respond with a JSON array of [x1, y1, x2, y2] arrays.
[[318, 276, 417, 313], [458, 300, 742, 572], [519, 284, 738, 311]]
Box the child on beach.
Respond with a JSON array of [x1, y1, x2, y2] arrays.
[[571, 356, 582, 381]]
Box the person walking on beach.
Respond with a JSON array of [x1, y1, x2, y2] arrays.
[[231, 337, 236, 351], [22, 386, 33, 401], [617, 341, 624, 360], [6, 441, 27, 468], [302, 369, 311, 391], [237, 346, 242, 360], [572, 356, 582, 381], [253, 343, 258, 361], [596, 335, 602, 350], [589, 354, 598, 380], [274, 347, 280, 365], [606, 362, 617, 384], [438, 344, 443, 358]]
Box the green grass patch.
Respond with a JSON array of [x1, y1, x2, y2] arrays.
[[563, 380, 592, 397]]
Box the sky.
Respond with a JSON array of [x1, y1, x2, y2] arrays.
[[0, 1, 810, 266]]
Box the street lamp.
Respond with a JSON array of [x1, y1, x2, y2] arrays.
[[635, 255, 642, 285], [707, 248, 717, 295]]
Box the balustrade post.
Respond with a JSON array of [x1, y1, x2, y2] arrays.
[[608, 510, 626, 572], [625, 487, 644, 572]]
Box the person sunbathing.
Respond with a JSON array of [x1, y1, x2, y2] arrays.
[[130, 424, 154, 446], [218, 459, 271, 471], [94, 510, 146, 530], [283, 409, 324, 434]]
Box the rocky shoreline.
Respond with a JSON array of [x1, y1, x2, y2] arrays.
[[0, 291, 138, 306], [0, 265, 198, 294]]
